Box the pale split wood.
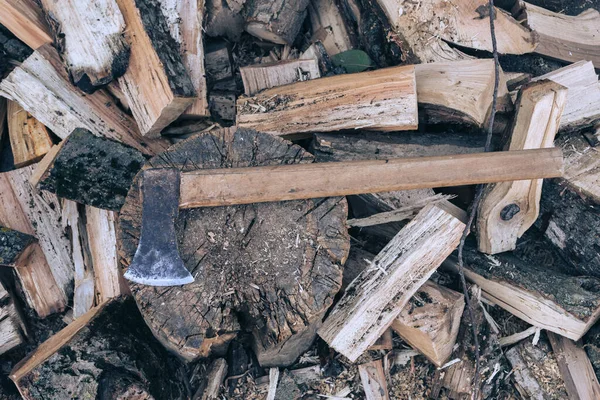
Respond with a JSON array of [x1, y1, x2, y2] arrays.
[[391, 281, 465, 367], [266, 368, 279, 400], [547, 332, 600, 400], [358, 359, 390, 400], [533, 60, 600, 131], [86, 206, 129, 303], [308, 0, 355, 56], [374, 0, 537, 63], [116, 0, 196, 137], [240, 59, 321, 96], [6, 100, 53, 168], [244, 0, 310, 45], [61, 200, 95, 319], [179, 148, 563, 208], [0, 282, 25, 356], [477, 80, 568, 254], [0, 171, 66, 317], [415, 59, 511, 128], [559, 133, 600, 203], [0, 44, 168, 156], [237, 65, 418, 138], [515, 1, 600, 69], [158, 0, 210, 118], [317, 203, 466, 362], [0, 0, 52, 49], [193, 358, 228, 400], [39, 0, 130, 91]]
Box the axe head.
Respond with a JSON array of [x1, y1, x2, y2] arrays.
[[124, 168, 194, 286]]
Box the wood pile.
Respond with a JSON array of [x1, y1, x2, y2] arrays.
[[0, 0, 599, 399]]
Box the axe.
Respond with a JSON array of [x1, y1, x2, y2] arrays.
[[124, 148, 563, 286]]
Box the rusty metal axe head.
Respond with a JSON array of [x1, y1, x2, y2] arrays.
[[123, 168, 194, 286]]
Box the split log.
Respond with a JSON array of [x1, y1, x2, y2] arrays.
[[533, 60, 600, 131], [86, 206, 129, 303], [368, 329, 393, 351], [158, 0, 210, 118], [240, 59, 321, 96], [515, 2, 600, 68], [391, 282, 465, 367], [548, 332, 600, 400], [0, 227, 36, 268], [318, 202, 465, 362], [358, 359, 390, 400], [205, 41, 233, 83], [477, 80, 568, 254], [208, 92, 236, 121], [0, 0, 52, 49], [0, 165, 75, 317], [244, 0, 310, 45], [6, 100, 53, 168], [536, 179, 600, 278], [308, 0, 356, 56], [61, 200, 95, 318], [193, 358, 228, 400], [0, 282, 25, 356], [39, 0, 130, 92], [559, 132, 600, 204], [0, 44, 167, 155], [10, 297, 188, 399], [372, 0, 536, 63], [415, 60, 511, 128], [205, 0, 245, 41], [237, 65, 417, 138], [438, 293, 502, 399], [117, 127, 350, 366], [443, 242, 600, 341], [31, 128, 146, 211], [115, 0, 196, 137]]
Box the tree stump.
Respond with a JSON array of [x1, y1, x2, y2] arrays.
[[117, 127, 350, 366]]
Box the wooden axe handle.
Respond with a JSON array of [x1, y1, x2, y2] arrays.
[[179, 148, 563, 208]]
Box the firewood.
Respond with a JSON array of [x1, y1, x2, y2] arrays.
[[61, 200, 95, 319], [372, 0, 536, 63], [391, 282, 465, 367], [31, 128, 146, 211], [0, 166, 75, 317], [158, 0, 210, 118], [0, 282, 25, 356], [0, 0, 52, 49], [318, 202, 465, 362], [0, 44, 168, 155], [240, 59, 321, 96], [358, 359, 390, 400], [10, 297, 188, 399], [86, 206, 129, 303], [443, 243, 600, 341], [117, 127, 350, 366], [193, 358, 228, 400], [205, 0, 245, 41], [308, 0, 356, 56], [515, 1, 600, 69], [115, 0, 196, 137], [244, 0, 310, 45], [6, 100, 53, 168], [415, 60, 511, 128], [536, 179, 600, 278], [505, 341, 557, 400], [0, 226, 36, 268], [548, 332, 600, 400], [39, 0, 130, 92], [477, 80, 568, 254], [205, 41, 233, 82], [533, 61, 600, 131], [237, 65, 417, 138], [301, 41, 335, 74], [208, 91, 236, 121], [559, 133, 600, 204], [368, 329, 393, 351]]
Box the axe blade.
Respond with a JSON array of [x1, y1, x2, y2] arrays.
[[124, 168, 194, 286]]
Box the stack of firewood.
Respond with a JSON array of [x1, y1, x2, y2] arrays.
[[0, 0, 599, 399]]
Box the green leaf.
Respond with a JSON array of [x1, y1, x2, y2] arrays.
[[331, 50, 373, 73]]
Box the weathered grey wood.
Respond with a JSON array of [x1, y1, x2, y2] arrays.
[[205, 0, 245, 40], [40, 0, 130, 92], [117, 127, 350, 366], [10, 297, 188, 399], [244, 0, 311, 44], [505, 342, 554, 400], [193, 358, 228, 400], [33, 128, 146, 211], [0, 281, 25, 356], [0, 226, 36, 267]]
